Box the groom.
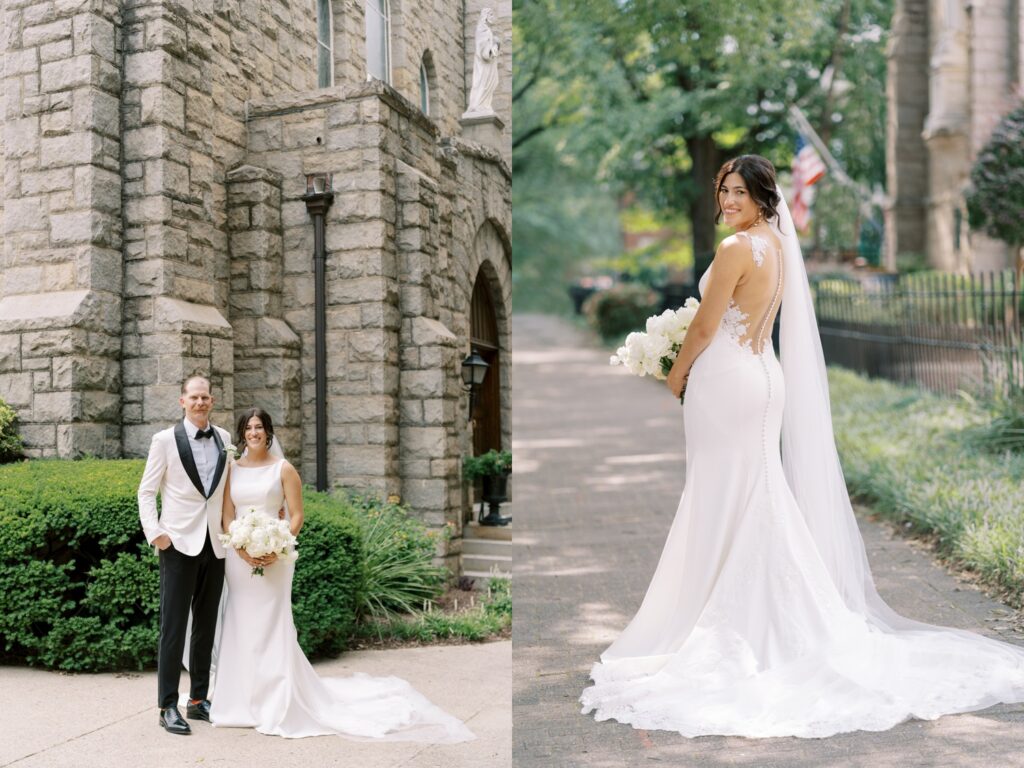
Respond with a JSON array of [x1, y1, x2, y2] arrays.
[[138, 375, 230, 735]]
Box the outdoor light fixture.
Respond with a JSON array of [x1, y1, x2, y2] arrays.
[[303, 173, 335, 492], [460, 349, 489, 420]]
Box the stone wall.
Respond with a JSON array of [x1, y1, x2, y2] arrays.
[[887, 0, 1022, 272], [0, 0, 512, 568], [0, 0, 124, 458]]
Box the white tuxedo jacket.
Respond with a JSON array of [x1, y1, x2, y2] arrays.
[[138, 421, 231, 558]]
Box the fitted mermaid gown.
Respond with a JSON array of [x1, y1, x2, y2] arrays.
[[210, 460, 474, 742], [580, 232, 1024, 738]]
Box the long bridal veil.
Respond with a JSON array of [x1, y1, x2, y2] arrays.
[[776, 185, 1023, 638]]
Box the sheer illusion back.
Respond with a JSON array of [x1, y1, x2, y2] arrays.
[[700, 229, 783, 356]]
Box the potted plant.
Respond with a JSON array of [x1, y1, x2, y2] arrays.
[[463, 449, 512, 526]]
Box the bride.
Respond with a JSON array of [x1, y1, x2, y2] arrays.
[[210, 406, 474, 742], [580, 155, 1024, 738]]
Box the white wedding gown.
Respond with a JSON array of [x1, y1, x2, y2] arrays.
[[210, 460, 475, 742], [580, 226, 1024, 738]]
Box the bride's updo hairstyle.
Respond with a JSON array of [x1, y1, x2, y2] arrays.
[[713, 155, 781, 225], [236, 406, 275, 449]]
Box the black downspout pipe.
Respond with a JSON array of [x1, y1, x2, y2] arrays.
[[303, 183, 334, 492]]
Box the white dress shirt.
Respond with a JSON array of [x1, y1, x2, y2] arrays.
[[183, 418, 220, 495]]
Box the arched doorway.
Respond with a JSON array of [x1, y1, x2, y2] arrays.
[[470, 269, 501, 456]]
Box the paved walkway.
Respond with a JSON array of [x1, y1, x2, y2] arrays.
[[1, 641, 510, 768], [511, 313, 1024, 768]]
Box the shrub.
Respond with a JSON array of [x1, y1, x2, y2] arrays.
[[0, 460, 363, 670], [292, 491, 363, 658], [0, 398, 23, 463], [462, 449, 512, 480], [344, 492, 447, 620], [966, 102, 1024, 258], [583, 283, 661, 341]]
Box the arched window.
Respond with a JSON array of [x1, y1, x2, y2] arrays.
[[365, 0, 391, 83], [419, 59, 430, 115], [316, 0, 333, 88]]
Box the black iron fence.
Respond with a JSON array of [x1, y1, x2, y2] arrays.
[[811, 271, 1024, 398]]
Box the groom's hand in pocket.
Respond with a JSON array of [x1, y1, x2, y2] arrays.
[[153, 534, 172, 551]]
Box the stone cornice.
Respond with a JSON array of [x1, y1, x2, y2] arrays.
[[439, 136, 511, 182], [246, 79, 440, 139]]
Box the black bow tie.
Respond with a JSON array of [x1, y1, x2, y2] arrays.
[[195, 427, 215, 440]]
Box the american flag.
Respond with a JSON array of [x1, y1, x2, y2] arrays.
[[791, 133, 827, 231]]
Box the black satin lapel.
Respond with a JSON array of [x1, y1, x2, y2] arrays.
[[173, 421, 206, 498], [208, 428, 227, 499]]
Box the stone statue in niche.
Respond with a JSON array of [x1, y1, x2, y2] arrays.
[[464, 9, 500, 118]]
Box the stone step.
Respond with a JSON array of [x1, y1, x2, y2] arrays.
[[462, 553, 512, 574], [461, 538, 513, 558], [464, 519, 512, 542]]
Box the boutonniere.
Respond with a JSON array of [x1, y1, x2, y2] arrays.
[[223, 443, 241, 459]]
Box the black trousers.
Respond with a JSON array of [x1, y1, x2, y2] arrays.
[[157, 533, 225, 708]]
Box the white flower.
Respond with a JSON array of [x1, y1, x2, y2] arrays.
[[608, 301, 701, 383], [217, 508, 299, 576]]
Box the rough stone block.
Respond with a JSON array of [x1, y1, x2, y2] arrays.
[[4, 116, 40, 159], [2, 197, 47, 233], [40, 55, 94, 92], [50, 210, 103, 245], [40, 131, 99, 168], [34, 390, 78, 421], [402, 426, 446, 457], [329, 395, 391, 424], [141, 86, 184, 129], [0, 335, 21, 372], [23, 18, 72, 47], [402, 369, 444, 398]]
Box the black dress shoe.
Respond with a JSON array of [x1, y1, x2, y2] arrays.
[[186, 699, 212, 722], [159, 705, 191, 735]]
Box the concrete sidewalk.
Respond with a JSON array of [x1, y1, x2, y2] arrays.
[[511, 313, 1024, 768], [1, 640, 510, 768]]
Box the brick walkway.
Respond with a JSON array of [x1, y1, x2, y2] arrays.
[[511, 313, 1024, 768]]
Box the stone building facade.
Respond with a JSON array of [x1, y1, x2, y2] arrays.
[[0, 0, 512, 565], [886, 0, 1023, 271]]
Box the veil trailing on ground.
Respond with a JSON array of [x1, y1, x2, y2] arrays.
[[774, 187, 913, 628]]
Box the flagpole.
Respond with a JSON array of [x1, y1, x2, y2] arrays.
[[788, 104, 884, 237]]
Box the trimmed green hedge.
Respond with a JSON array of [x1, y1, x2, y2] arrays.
[[0, 459, 363, 671], [583, 283, 661, 341]]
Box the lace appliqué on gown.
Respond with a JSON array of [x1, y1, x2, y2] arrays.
[[737, 230, 769, 267], [720, 302, 752, 354]]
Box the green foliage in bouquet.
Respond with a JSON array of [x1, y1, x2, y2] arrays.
[[583, 283, 661, 341], [462, 449, 512, 481], [343, 492, 447, 621], [0, 459, 364, 670], [0, 398, 23, 463], [966, 103, 1024, 254]]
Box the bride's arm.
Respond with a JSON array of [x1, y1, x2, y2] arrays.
[[281, 462, 304, 537], [221, 467, 235, 533], [666, 237, 749, 397]]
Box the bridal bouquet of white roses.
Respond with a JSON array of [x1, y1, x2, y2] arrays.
[[218, 509, 298, 576], [609, 298, 700, 381]]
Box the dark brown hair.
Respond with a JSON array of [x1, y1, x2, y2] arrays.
[[235, 407, 275, 449], [713, 155, 781, 225]]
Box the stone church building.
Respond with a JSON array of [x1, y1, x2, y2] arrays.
[[886, 0, 1023, 271], [0, 1, 512, 559]]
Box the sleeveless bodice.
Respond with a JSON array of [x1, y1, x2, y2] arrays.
[[229, 461, 285, 519]]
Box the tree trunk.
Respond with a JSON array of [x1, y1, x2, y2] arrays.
[[687, 135, 720, 268]]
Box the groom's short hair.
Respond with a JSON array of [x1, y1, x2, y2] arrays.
[[181, 374, 212, 394]]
